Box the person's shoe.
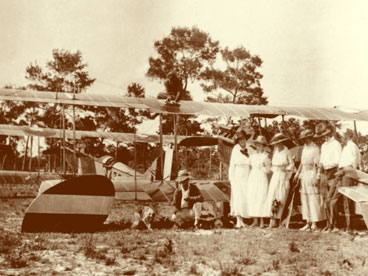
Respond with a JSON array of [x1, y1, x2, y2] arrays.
[[249, 221, 258, 228], [310, 223, 318, 232], [341, 227, 352, 235], [299, 224, 310, 231], [321, 226, 330, 233], [331, 227, 340, 233], [267, 220, 276, 229]]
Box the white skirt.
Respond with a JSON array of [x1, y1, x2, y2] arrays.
[[230, 164, 250, 218], [247, 168, 269, 217], [265, 169, 291, 218], [300, 168, 326, 222]]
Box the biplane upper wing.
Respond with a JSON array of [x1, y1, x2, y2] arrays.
[[0, 124, 191, 143], [0, 88, 367, 121]]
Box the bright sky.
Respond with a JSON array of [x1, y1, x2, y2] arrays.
[[1, 1, 368, 112]]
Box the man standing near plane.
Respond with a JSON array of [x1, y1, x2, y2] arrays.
[[315, 123, 342, 232], [329, 130, 361, 233]]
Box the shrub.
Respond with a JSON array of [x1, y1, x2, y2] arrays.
[[0, 231, 21, 254], [6, 248, 28, 268], [219, 261, 243, 276]]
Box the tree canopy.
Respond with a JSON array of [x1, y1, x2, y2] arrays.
[[201, 46, 267, 104], [147, 26, 219, 96], [26, 49, 95, 93]]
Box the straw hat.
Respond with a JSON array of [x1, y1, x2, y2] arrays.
[[234, 127, 252, 142], [269, 133, 290, 146], [176, 169, 190, 182], [298, 129, 314, 140], [313, 123, 331, 138], [254, 135, 267, 145]]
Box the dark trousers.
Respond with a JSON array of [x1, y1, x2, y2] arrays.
[[329, 175, 352, 229], [322, 167, 338, 227]]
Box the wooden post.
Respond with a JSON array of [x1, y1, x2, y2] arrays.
[[115, 141, 119, 159], [72, 104, 77, 176], [22, 136, 29, 171], [37, 136, 41, 177], [219, 161, 223, 180], [62, 105, 66, 176], [174, 114, 178, 178], [29, 136, 33, 171], [159, 114, 164, 181], [354, 120, 358, 140], [134, 124, 137, 201]]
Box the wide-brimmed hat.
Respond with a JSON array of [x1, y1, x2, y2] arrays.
[[176, 169, 190, 182], [254, 135, 267, 145], [299, 129, 314, 141], [313, 123, 331, 138], [233, 127, 252, 142], [269, 133, 290, 146]]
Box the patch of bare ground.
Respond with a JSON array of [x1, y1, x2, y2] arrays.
[[1, 198, 368, 275]]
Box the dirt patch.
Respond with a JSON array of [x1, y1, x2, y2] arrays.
[[1, 198, 368, 275]]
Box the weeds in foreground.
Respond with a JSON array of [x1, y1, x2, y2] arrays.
[[80, 235, 116, 265], [236, 242, 256, 266], [189, 263, 201, 275], [219, 261, 243, 276], [26, 235, 47, 251], [122, 268, 136, 275], [153, 238, 177, 270], [6, 247, 28, 268], [289, 241, 300, 253], [0, 231, 21, 254], [272, 259, 281, 271]]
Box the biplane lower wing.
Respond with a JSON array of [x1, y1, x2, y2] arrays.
[[339, 185, 368, 228], [342, 167, 368, 185], [112, 179, 230, 202]]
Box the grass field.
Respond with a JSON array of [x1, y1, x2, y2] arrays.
[[1, 198, 368, 276]]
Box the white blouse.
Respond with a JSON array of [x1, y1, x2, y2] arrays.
[[301, 142, 320, 167]]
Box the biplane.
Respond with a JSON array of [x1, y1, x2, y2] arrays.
[[1, 88, 368, 231]]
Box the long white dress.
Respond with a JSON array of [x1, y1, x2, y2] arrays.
[[265, 146, 294, 218], [247, 152, 271, 217], [300, 142, 326, 222], [228, 144, 251, 218]]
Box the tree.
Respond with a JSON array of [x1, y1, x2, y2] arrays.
[[201, 46, 267, 105], [147, 26, 219, 96], [26, 49, 95, 93], [126, 82, 145, 98], [23, 49, 97, 164]]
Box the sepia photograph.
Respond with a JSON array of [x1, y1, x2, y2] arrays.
[[1, 0, 368, 275]]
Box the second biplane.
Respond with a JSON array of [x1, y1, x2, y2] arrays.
[[1, 88, 368, 230]]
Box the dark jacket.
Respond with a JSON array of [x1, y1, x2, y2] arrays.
[[172, 183, 203, 210]]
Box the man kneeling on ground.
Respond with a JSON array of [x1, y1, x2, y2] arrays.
[[172, 170, 204, 228]]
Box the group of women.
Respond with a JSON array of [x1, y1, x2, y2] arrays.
[[228, 128, 325, 230]]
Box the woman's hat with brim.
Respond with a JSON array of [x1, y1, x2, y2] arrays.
[[176, 169, 190, 182], [313, 123, 331, 138], [253, 135, 267, 145], [233, 127, 252, 142], [269, 133, 290, 146], [298, 129, 314, 141]]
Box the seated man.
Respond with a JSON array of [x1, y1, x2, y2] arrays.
[[172, 170, 204, 228]]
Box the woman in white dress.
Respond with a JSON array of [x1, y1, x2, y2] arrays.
[[266, 133, 295, 228], [247, 136, 271, 228], [228, 129, 252, 228], [294, 129, 326, 231]]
